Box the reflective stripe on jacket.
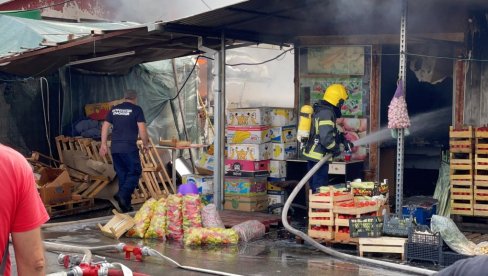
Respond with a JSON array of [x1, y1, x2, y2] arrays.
[[302, 103, 337, 162]]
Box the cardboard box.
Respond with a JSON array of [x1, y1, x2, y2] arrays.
[[224, 195, 268, 212], [37, 168, 73, 205], [227, 107, 272, 126], [227, 142, 272, 161], [226, 126, 271, 144], [268, 190, 287, 205], [39, 183, 74, 205], [225, 159, 270, 177], [182, 174, 214, 195], [197, 152, 215, 172], [272, 142, 298, 160], [224, 176, 267, 196], [267, 181, 285, 191], [270, 125, 297, 143], [270, 108, 297, 126], [270, 160, 287, 178]]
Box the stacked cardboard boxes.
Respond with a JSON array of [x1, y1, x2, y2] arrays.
[[224, 107, 272, 211], [267, 108, 297, 207]]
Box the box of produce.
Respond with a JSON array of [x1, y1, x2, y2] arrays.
[[270, 108, 297, 126], [227, 142, 272, 161], [351, 181, 375, 196], [182, 174, 214, 195], [309, 189, 354, 209], [349, 216, 383, 238], [383, 213, 415, 237], [224, 176, 267, 196], [226, 126, 271, 144], [334, 200, 379, 215], [224, 194, 268, 212], [227, 107, 272, 126], [269, 160, 287, 178], [272, 142, 297, 160], [406, 225, 444, 264], [225, 159, 270, 177], [270, 125, 297, 143]]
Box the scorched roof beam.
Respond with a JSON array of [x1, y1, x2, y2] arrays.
[[162, 23, 291, 47]]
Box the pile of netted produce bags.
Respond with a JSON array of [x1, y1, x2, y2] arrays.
[[124, 194, 266, 246]]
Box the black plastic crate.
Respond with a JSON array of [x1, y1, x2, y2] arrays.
[[383, 213, 414, 237], [406, 226, 443, 264], [441, 251, 473, 267], [349, 216, 383, 238]]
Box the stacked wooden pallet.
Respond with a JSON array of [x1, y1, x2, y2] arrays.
[[449, 126, 474, 216], [474, 127, 488, 216], [55, 135, 173, 205]]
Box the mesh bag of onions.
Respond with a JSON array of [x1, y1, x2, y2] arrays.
[[388, 81, 410, 129]]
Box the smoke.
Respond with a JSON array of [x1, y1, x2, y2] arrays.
[[354, 107, 452, 147], [107, 0, 242, 23]]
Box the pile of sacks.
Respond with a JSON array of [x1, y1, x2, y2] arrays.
[[126, 194, 266, 246]]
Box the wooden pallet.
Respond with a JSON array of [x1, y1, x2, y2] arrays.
[[359, 237, 406, 260], [45, 198, 95, 217]]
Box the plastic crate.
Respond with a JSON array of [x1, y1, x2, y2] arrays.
[[383, 213, 414, 237], [406, 225, 443, 264], [349, 216, 383, 238], [441, 251, 473, 267], [402, 204, 437, 225]]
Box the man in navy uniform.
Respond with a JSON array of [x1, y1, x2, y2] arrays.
[[99, 89, 149, 212]]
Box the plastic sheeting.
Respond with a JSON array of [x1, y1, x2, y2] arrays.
[[0, 14, 140, 58], [59, 57, 199, 143]]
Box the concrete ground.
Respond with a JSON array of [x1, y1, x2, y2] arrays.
[[35, 215, 421, 276]]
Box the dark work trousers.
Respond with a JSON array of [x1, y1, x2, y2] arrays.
[[112, 151, 142, 209], [307, 160, 329, 193]]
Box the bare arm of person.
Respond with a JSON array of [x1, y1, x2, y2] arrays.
[[12, 228, 45, 276], [138, 122, 150, 150], [99, 121, 111, 156]]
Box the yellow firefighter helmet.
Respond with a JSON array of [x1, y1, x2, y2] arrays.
[[323, 84, 349, 107]]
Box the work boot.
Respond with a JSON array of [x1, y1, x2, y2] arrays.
[[114, 194, 132, 213]]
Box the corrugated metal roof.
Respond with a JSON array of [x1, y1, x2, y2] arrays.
[[2, 0, 488, 76]]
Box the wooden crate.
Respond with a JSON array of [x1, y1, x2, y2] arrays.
[[309, 210, 334, 226], [309, 190, 353, 210], [308, 228, 334, 240], [451, 199, 474, 216], [473, 202, 488, 217], [334, 229, 358, 244], [450, 126, 474, 153], [359, 237, 407, 260], [98, 209, 135, 239], [451, 184, 473, 200]]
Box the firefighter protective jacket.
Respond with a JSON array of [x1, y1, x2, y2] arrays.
[[302, 101, 339, 162]]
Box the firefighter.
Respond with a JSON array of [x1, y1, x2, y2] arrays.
[[302, 84, 349, 193]]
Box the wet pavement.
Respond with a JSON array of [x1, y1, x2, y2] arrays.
[[38, 217, 423, 276]]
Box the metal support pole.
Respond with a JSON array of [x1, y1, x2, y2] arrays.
[[213, 32, 226, 210], [396, 0, 408, 215]]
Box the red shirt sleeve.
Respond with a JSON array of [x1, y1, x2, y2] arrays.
[[11, 157, 49, 233]]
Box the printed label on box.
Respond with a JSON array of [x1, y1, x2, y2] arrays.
[[272, 142, 298, 160], [270, 160, 287, 178], [270, 125, 297, 143], [226, 126, 271, 144], [227, 107, 272, 126], [224, 177, 267, 196], [270, 108, 297, 126], [182, 174, 214, 195], [227, 142, 272, 161]]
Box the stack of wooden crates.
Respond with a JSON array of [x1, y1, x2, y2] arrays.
[[449, 126, 475, 215], [449, 126, 488, 216]]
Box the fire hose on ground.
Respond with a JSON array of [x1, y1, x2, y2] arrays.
[[280, 153, 437, 276], [44, 241, 242, 276]]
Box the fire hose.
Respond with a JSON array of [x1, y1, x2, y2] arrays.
[[280, 153, 437, 276], [44, 242, 242, 276]]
